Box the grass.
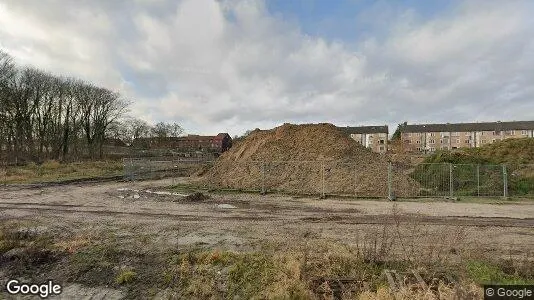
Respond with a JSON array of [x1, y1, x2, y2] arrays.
[[411, 139, 534, 197], [466, 260, 533, 285], [116, 270, 137, 285], [0, 160, 123, 184]]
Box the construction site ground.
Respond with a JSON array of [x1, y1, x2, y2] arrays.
[[1, 178, 533, 299], [2, 178, 533, 254]]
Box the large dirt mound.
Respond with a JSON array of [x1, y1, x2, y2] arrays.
[[204, 123, 419, 197]]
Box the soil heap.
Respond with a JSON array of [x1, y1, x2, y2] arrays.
[[203, 123, 419, 197]]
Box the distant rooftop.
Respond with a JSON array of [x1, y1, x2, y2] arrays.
[[399, 121, 534, 133], [337, 125, 388, 134]]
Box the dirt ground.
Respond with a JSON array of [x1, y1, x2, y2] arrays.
[[1, 178, 533, 253], [1, 178, 533, 299]]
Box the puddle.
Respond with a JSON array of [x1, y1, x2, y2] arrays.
[[216, 204, 237, 209], [145, 190, 188, 197]]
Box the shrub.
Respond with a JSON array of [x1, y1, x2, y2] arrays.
[[116, 270, 137, 285]]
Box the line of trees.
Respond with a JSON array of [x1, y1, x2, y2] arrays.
[[0, 50, 129, 163], [106, 118, 184, 145]]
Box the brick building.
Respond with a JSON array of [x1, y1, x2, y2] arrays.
[[131, 133, 232, 153], [338, 125, 389, 153], [399, 121, 534, 152]]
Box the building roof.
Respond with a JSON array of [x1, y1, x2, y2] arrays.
[[338, 125, 389, 135], [399, 121, 534, 133], [134, 133, 230, 142]]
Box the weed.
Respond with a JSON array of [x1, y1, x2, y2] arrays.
[[116, 270, 137, 285], [3, 160, 123, 184]]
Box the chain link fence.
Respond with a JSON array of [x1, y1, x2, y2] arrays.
[[122, 157, 215, 183], [2, 158, 532, 198], [122, 158, 534, 198], [407, 163, 506, 197]]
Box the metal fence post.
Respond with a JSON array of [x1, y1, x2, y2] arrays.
[[477, 165, 480, 197], [172, 160, 176, 186], [130, 158, 134, 182], [449, 163, 453, 198], [261, 161, 265, 195], [321, 160, 325, 198], [353, 162, 357, 197], [503, 164, 508, 198], [387, 162, 393, 200]]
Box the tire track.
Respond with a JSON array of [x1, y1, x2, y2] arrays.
[[1, 202, 533, 228]]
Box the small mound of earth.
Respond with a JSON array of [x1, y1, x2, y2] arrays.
[[203, 123, 420, 197], [185, 192, 210, 202]]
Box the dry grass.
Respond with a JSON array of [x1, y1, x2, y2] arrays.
[[1, 203, 532, 299], [1, 160, 123, 184]]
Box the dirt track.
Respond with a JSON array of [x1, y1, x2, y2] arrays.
[[1, 178, 533, 255]]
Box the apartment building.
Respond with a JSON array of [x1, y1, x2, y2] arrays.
[[399, 121, 534, 152], [338, 125, 389, 153]]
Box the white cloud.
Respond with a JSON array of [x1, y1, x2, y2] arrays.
[[0, 0, 533, 136]]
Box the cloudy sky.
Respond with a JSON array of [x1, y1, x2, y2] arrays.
[[1, 0, 533, 136]]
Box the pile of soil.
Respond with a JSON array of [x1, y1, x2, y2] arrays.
[[203, 123, 419, 197]]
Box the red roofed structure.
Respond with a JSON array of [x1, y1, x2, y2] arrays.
[[131, 133, 232, 153]]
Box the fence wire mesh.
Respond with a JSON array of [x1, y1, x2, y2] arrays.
[[2, 158, 532, 199], [406, 163, 505, 197], [122, 158, 534, 198]]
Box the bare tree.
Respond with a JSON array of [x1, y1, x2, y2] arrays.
[[0, 50, 131, 163], [151, 121, 184, 138]]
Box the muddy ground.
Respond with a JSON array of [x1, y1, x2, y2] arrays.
[[1, 178, 533, 299]]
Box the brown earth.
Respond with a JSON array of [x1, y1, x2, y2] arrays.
[[203, 123, 420, 196]]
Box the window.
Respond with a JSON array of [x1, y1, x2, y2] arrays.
[[379, 140, 385, 144], [455, 139, 460, 144], [465, 140, 470, 144], [522, 130, 528, 135], [505, 130, 514, 135], [416, 140, 420, 144], [379, 146, 385, 151], [452, 132, 460, 136], [493, 131, 500, 135], [430, 147, 436, 151], [440, 139, 443, 144], [430, 133, 435, 137], [429, 140, 435, 144]]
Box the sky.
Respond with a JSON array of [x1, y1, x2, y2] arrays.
[[0, 0, 533, 136]]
